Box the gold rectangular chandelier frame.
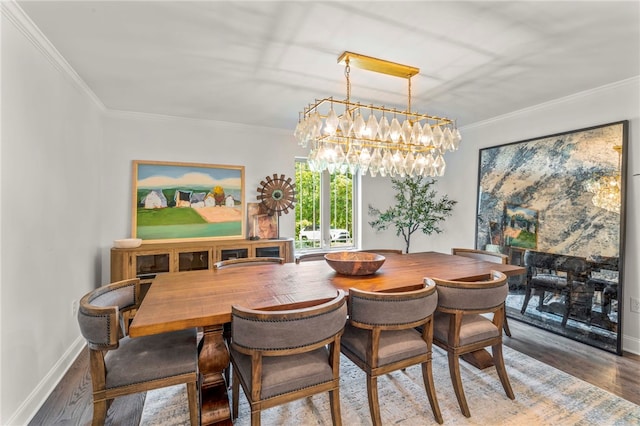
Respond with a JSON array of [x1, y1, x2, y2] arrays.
[[337, 51, 420, 78]]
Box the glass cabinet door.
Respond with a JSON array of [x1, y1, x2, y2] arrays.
[[255, 246, 281, 258], [220, 248, 249, 261], [135, 253, 170, 278], [178, 250, 209, 272]]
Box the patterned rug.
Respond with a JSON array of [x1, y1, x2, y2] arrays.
[[140, 346, 639, 425]]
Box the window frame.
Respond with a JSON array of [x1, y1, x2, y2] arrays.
[[294, 157, 359, 252]]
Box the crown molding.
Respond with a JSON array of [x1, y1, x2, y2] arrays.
[[1, 0, 105, 111], [105, 108, 294, 136], [460, 76, 640, 131]]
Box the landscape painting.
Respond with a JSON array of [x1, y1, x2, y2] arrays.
[[132, 160, 245, 242], [503, 204, 538, 249]]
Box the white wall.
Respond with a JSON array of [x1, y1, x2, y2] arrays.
[[99, 111, 306, 282], [1, 6, 104, 424]]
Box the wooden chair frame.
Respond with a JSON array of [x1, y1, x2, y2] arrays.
[[230, 291, 347, 426], [340, 281, 443, 425], [431, 271, 515, 418], [356, 248, 403, 254], [213, 256, 284, 269], [78, 278, 199, 426], [295, 251, 331, 263], [451, 248, 512, 336]]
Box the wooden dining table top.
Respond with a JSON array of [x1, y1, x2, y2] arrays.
[[129, 251, 525, 338]]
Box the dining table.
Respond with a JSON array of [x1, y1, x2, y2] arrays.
[[129, 250, 525, 425]]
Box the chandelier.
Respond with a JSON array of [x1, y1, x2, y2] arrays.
[[584, 145, 622, 214], [294, 52, 461, 177]]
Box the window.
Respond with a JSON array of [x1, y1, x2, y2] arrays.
[[295, 159, 356, 251]]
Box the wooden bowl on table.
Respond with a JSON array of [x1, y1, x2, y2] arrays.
[[324, 251, 386, 276]]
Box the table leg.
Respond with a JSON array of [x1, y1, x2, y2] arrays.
[[199, 325, 232, 425]]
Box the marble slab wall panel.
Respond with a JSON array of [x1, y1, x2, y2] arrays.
[[475, 121, 626, 259], [475, 121, 627, 354]]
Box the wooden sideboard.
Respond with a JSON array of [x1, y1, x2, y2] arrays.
[[111, 238, 294, 297]]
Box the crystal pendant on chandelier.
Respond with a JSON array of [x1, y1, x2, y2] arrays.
[[378, 115, 391, 141], [389, 117, 402, 143], [364, 113, 378, 139], [324, 107, 339, 136], [352, 111, 366, 138]]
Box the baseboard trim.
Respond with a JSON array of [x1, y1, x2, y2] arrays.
[[6, 337, 85, 425], [623, 333, 640, 356]]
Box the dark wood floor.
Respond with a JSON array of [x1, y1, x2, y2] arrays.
[[29, 319, 639, 425]]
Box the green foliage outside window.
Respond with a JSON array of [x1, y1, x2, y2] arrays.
[[295, 162, 353, 249]]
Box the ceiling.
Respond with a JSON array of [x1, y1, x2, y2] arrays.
[[17, 1, 640, 131]]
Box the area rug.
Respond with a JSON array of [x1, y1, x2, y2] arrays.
[[140, 346, 639, 425]]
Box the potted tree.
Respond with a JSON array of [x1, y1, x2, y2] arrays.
[[368, 176, 457, 254]]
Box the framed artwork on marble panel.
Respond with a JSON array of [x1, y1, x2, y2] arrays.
[[132, 160, 245, 242], [475, 121, 628, 354], [503, 204, 538, 249]]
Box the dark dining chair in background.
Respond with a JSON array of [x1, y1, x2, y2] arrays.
[[520, 250, 590, 327]]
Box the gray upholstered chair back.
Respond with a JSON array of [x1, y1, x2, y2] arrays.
[[77, 278, 140, 350], [231, 291, 347, 352], [295, 251, 331, 263], [348, 280, 437, 328], [524, 250, 588, 276], [357, 249, 403, 255], [589, 255, 619, 272], [434, 271, 508, 311], [451, 248, 508, 264], [214, 256, 284, 269]]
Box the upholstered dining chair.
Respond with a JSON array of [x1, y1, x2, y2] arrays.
[[77, 278, 199, 426], [295, 251, 331, 263], [357, 248, 403, 254], [451, 248, 512, 336], [431, 270, 514, 418], [213, 255, 285, 384], [229, 290, 347, 426], [213, 256, 284, 269], [340, 281, 443, 425]]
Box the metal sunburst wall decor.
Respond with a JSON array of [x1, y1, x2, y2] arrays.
[[257, 173, 297, 216]]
